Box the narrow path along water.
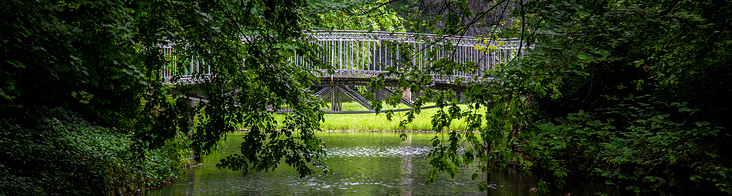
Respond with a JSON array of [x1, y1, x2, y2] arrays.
[[147, 131, 626, 196]]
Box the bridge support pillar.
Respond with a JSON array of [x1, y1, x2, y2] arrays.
[[331, 85, 342, 111]]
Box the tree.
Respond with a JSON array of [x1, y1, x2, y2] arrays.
[[1, 0, 332, 179], [517, 0, 732, 193], [1, 0, 144, 127], [308, 0, 405, 32], [378, 0, 732, 194]]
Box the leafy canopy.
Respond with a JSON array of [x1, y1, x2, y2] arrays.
[[1, 0, 337, 177], [376, 0, 731, 194]]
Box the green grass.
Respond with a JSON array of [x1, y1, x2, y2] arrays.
[[319, 102, 481, 131], [250, 102, 485, 131]]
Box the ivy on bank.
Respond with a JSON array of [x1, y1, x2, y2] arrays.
[[0, 108, 191, 195]]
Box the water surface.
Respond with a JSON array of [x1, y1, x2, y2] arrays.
[[148, 131, 625, 196]]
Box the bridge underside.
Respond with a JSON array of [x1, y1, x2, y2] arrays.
[[314, 77, 465, 111], [313, 84, 410, 112], [172, 76, 465, 113]]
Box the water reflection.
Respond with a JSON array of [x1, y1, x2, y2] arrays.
[[147, 132, 628, 196]]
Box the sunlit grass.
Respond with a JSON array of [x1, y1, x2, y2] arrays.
[[319, 102, 483, 131], [242, 102, 486, 131]]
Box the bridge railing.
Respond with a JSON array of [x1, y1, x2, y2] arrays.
[[160, 43, 216, 84], [161, 30, 527, 84], [302, 30, 525, 83]]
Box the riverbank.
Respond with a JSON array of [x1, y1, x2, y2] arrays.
[[319, 102, 478, 131], [0, 108, 191, 195]]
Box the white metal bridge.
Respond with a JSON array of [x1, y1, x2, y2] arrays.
[[160, 30, 527, 112]]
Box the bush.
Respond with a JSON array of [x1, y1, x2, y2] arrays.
[[0, 108, 190, 195]]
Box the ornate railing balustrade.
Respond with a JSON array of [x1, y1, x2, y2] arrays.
[[160, 30, 527, 85]]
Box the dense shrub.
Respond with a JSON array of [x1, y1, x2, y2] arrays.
[[0, 108, 190, 195]]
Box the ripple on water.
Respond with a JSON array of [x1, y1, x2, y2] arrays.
[[325, 146, 432, 157]]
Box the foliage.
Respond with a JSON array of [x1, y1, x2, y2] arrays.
[[401, 0, 520, 37], [308, 0, 405, 32], [1, 0, 334, 182], [1, 0, 148, 127], [377, 0, 732, 194], [0, 108, 189, 195], [515, 0, 732, 193]]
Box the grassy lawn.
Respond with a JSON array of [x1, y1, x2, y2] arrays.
[[319, 102, 481, 131], [243, 102, 485, 131]]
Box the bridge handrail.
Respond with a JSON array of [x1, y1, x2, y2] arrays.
[[307, 30, 524, 47], [161, 30, 528, 85]]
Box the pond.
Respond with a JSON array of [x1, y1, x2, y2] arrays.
[[147, 131, 626, 196]]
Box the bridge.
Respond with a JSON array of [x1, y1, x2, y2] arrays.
[[160, 30, 526, 112]]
